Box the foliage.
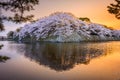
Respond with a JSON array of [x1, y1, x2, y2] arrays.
[[0, 55, 10, 62], [7, 31, 14, 39], [0, 0, 39, 22], [0, 19, 4, 31], [107, 0, 120, 19], [0, 44, 10, 63], [0, 0, 39, 31], [0, 44, 3, 49], [79, 17, 91, 22], [16, 27, 22, 32]]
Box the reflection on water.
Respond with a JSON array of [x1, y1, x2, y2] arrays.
[[0, 55, 10, 63], [10, 42, 111, 71], [0, 41, 120, 80], [0, 44, 10, 63]]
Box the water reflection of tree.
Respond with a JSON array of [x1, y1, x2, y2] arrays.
[[0, 44, 10, 63], [16, 42, 108, 71]]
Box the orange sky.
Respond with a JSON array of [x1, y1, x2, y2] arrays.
[[28, 0, 119, 29]]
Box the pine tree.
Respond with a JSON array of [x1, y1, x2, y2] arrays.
[[0, 0, 39, 31], [107, 0, 120, 19]]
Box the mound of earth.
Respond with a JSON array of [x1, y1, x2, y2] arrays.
[[12, 12, 120, 42]]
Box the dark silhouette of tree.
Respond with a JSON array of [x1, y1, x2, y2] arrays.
[[79, 17, 91, 22], [0, 5, 4, 31], [0, 45, 10, 63], [0, 55, 10, 62], [0, 19, 4, 31], [0, 0, 39, 31], [107, 0, 120, 19], [7, 31, 14, 39]]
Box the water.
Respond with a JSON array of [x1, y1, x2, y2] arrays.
[[0, 41, 120, 80]]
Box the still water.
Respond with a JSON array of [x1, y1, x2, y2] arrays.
[[0, 41, 120, 80]]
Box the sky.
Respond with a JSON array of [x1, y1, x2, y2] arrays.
[[0, 0, 120, 36]]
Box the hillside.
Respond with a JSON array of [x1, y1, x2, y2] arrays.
[[12, 12, 120, 42]]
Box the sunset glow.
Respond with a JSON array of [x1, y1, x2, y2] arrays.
[[29, 0, 120, 29], [0, 0, 120, 36], [0, 0, 120, 79]]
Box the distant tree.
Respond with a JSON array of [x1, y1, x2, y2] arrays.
[[7, 31, 14, 39], [79, 17, 91, 22], [0, 0, 39, 31], [16, 27, 22, 32], [0, 45, 10, 63], [0, 6, 4, 31], [0, 55, 10, 62], [0, 18, 4, 31], [107, 0, 120, 19]]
